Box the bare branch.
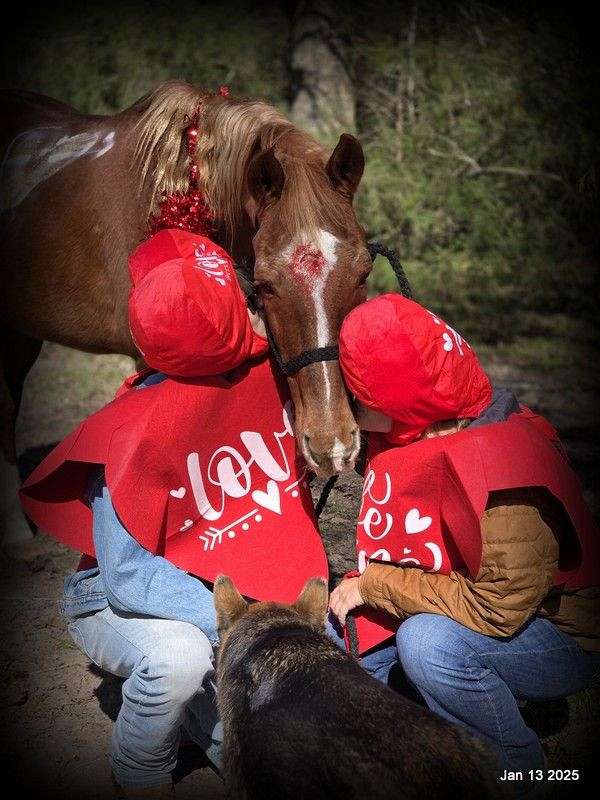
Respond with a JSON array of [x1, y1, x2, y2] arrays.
[[427, 139, 564, 184], [471, 165, 564, 182], [473, 24, 487, 47]]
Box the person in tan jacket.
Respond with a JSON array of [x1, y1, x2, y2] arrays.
[[330, 293, 600, 789]]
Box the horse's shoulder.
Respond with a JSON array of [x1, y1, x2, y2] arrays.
[[0, 91, 85, 139]]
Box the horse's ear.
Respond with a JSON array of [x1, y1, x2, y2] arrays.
[[247, 147, 285, 209], [214, 575, 249, 634], [326, 133, 364, 199]]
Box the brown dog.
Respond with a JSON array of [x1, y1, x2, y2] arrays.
[[213, 576, 500, 800]]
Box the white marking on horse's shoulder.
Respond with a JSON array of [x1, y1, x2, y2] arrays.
[[0, 126, 116, 211], [94, 131, 115, 159]]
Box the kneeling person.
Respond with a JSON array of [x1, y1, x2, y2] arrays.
[[21, 230, 327, 796], [332, 293, 600, 784]]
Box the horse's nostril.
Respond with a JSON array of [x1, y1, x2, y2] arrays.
[[302, 435, 317, 463], [303, 434, 329, 470], [344, 430, 361, 462]]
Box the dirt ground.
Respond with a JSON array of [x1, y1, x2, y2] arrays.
[[1, 332, 599, 798]]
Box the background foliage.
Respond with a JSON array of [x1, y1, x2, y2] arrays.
[[2, 0, 598, 342]]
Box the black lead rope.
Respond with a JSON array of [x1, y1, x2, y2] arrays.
[[366, 240, 413, 300], [313, 474, 338, 520], [345, 614, 360, 660]]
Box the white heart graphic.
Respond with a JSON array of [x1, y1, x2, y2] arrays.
[[252, 480, 282, 515], [180, 519, 194, 532], [170, 487, 186, 499], [405, 508, 432, 534], [442, 332, 453, 351]]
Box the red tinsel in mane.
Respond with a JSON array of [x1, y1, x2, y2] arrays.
[[149, 188, 216, 237], [149, 86, 230, 237]]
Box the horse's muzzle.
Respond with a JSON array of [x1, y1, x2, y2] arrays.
[[302, 428, 361, 476]]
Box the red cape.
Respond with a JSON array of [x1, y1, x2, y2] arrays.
[[351, 409, 600, 653], [20, 359, 328, 603]]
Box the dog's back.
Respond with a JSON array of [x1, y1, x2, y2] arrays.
[[214, 577, 499, 800]]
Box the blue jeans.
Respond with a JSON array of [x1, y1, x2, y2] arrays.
[[364, 613, 600, 780], [70, 613, 344, 790], [68, 608, 222, 789], [325, 615, 406, 687]]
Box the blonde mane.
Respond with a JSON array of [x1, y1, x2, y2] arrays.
[[133, 81, 347, 242]]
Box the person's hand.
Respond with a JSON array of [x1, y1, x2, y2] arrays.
[[329, 577, 364, 626], [247, 307, 266, 338]]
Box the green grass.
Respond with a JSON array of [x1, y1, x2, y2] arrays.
[[476, 314, 599, 391]]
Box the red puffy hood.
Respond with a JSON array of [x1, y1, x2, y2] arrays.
[[128, 229, 267, 377], [339, 294, 492, 445]]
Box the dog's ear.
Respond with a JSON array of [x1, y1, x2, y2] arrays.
[[294, 577, 329, 629], [214, 575, 249, 633]]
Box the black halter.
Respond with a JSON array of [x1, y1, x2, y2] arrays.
[[266, 334, 340, 377], [248, 241, 412, 377]]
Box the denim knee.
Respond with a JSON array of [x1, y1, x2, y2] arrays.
[[143, 625, 215, 705], [396, 613, 469, 690]]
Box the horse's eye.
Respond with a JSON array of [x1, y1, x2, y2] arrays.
[[357, 271, 370, 288], [254, 281, 276, 299]]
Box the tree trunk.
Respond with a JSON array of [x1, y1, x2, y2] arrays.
[[395, 32, 405, 163], [287, 0, 355, 139], [406, 1, 418, 126]]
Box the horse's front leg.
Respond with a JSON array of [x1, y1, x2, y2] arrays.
[[0, 325, 43, 556]]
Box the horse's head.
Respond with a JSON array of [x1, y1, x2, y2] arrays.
[[134, 85, 371, 474], [246, 133, 370, 476]]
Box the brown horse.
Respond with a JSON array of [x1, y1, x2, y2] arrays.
[[0, 81, 371, 546]]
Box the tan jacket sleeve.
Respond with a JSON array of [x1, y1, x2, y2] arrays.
[[358, 504, 559, 637]]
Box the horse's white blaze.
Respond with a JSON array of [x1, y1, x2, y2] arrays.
[[312, 229, 338, 346], [291, 230, 339, 409], [281, 230, 345, 466], [319, 361, 332, 406], [282, 229, 339, 348], [1, 127, 116, 211]]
